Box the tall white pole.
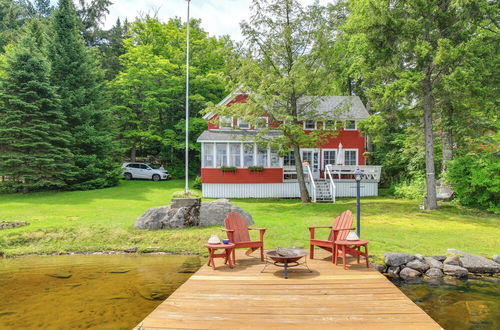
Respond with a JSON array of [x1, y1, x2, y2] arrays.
[[185, 0, 190, 194]]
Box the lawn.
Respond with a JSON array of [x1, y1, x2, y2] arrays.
[[0, 180, 498, 258]]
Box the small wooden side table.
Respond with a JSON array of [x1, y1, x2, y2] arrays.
[[334, 239, 369, 270], [204, 243, 235, 270]]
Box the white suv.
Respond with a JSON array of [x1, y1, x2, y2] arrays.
[[121, 163, 171, 181]]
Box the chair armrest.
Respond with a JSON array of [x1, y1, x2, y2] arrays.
[[332, 227, 356, 231], [308, 226, 333, 229], [221, 228, 234, 232], [248, 227, 266, 241], [248, 227, 265, 230]]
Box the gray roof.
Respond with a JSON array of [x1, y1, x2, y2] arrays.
[[297, 96, 369, 120], [197, 130, 283, 142]]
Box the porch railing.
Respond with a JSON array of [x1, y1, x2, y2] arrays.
[[327, 165, 382, 182], [325, 165, 336, 203], [304, 164, 316, 202]]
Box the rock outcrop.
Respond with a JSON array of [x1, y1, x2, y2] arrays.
[[447, 249, 500, 274], [384, 253, 416, 267], [135, 198, 253, 230]]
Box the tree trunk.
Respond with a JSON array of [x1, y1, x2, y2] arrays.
[[130, 144, 136, 162], [293, 143, 310, 203], [422, 72, 438, 210]]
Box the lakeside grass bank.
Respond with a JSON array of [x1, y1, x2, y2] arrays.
[[0, 180, 498, 258]]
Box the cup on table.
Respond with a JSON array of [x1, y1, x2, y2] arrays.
[[222, 239, 230, 244]]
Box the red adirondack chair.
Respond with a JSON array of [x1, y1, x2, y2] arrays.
[[222, 212, 266, 262], [308, 210, 355, 263]]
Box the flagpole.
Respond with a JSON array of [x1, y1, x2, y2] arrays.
[[185, 0, 191, 194]]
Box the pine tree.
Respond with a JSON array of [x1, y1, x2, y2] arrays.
[[50, 0, 119, 190], [0, 20, 73, 192]]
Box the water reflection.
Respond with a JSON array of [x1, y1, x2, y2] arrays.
[[393, 277, 500, 330], [0, 255, 197, 329]]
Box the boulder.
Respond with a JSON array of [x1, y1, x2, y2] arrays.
[[399, 267, 421, 280], [134, 199, 253, 229], [384, 253, 415, 267], [493, 255, 500, 264], [135, 206, 171, 230], [199, 199, 253, 226], [443, 264, 468, 278], [387, 266, 400, 277], [444, 255, 462, 267], [425, 267, 444, 278], [414, 254, 424, 262], [424, 257, 443, 269], [448, 249, 500, 273], [432, 255, 446, 262], [370, 263, 386, 273], [406, 259, 430, 273]]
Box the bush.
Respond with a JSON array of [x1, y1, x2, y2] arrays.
[[172, 190, 201, 199], [446, 151, 499, 213], [390, 176, 425, 200], [193, 176, 202, 190]]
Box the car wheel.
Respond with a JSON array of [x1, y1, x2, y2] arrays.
[[124, 172, 133, 180], [152, 174, 161, 181]]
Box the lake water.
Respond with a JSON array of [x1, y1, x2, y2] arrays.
[[0, 255, 198, 329], [1, 255, 499, 329], [393, 277, 500, 330]]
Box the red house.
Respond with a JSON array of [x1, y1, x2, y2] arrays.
[[197, 92, 381, 201]]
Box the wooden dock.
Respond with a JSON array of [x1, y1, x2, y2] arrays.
[[138, 250, 441, 329]]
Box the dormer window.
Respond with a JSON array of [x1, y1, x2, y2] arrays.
[[344, 120, 356, 130], [304, 120, 316, 130], [220, 116, 233, 129], [237, 119, 250, 129]]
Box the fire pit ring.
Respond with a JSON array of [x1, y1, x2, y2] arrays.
[[262, 248, 312, 279]]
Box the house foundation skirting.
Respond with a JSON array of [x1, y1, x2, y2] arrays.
[[201, 181, 378, 199]]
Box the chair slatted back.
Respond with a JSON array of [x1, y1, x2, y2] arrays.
[[224, 212, 251, 243], [328, 210, 353, 242]]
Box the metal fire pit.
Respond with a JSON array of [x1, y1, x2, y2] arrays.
[[262, 248, 311, 279]]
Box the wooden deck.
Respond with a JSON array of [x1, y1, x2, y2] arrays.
[[138, 250, 442, 329]]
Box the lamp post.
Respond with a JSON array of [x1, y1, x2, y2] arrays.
[[354, 168, 364, 237], [184, 0, 191, 194]]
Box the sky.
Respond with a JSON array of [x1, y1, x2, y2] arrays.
[[103, 0, 332, 41]]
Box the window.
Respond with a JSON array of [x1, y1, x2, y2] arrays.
[[324, 120, 335, 130], [216, 143, 227, 167], [283, 151, 295, 166], [139, 164, 148, 169], [323, 150, 336, 168], [219, 116, 233, 129], [344, 150, 357, 165], [237, 119, 250, 129], [255, 117, 268, 128], [270, 148, 280, 167], [127, 163, 139, 168], [344, 120, 356, 130], [243, 144, 254, 167], [203, 143, 214, 168], [256, 145, 268, 166], [304, 120, 316, 130], [229, 143, 241, 167]]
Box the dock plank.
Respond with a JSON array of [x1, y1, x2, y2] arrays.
[[138, 250, 441, 329]]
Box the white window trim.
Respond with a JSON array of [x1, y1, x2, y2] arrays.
[[303, 120, 317, 130], [321, 148, 337, 169], [255, 116, 269, 128], [237, 118, 250, 129], [219, 116, 233, 129], [322, 120, 337, 130], [343, 148, 358, 166], [344, 120, 357, 131]]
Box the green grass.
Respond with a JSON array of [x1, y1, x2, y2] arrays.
[[0, 180, 498, 258]]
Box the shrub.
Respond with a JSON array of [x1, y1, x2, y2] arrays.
[[390, 176, 426, 200], [446, 151, 499, 213], [248, 166, 264, 172], [172, 190, 201, 199], [193, 176, 202, 190], [220, 166, 237, 172]]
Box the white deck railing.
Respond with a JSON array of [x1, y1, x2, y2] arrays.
[[325, 165, 336, 203], [327, 165, 382, 182], [304, 164, 316, 202]]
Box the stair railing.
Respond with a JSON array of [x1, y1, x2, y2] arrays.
[[325, 164, 336, 203], [304, 164, 316, 202]]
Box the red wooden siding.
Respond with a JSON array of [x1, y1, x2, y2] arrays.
[[201, 168, 283, 183], [318, 129, 366, 165]]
